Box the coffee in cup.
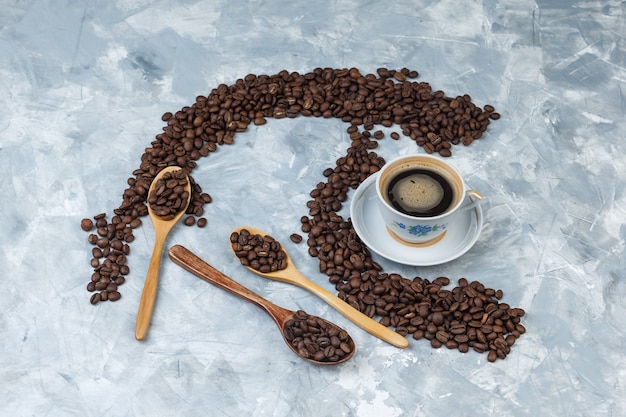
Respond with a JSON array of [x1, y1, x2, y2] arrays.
[[385, 168, 455, 217]]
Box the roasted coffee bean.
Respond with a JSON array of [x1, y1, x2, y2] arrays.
[[436, 330, 450, 343], [431, 312, 444, 326], [290, 233, 303, 244], [473, 342, 487, 353], [81, 218, 94, 231], [90, 293, 100, 305], [95, 237, 109, 248], [430, 338, 442, 348], [108, 291, 121, 302], [197, 218, 207, 228], [423, 142, 435, 154]]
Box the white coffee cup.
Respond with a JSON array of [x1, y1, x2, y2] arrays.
[[375, 154, 482, 245]]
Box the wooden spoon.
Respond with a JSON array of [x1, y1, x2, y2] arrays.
[[168, 244, 355, 365], [230, 226, 409, 348], [135, 166, 191, 341]]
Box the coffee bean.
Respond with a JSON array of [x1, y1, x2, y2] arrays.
[[430, 338, 443, 348], [90, 293, 100, 305], [290, 233, 303, 243], [473, 343, 487, 353], [108, 291, 121, 302], [81, 218, 94, 231], [393, 71, 406, 82], [431, 312, 444, 326], [95, 237, 109, 248], [435, 330, 449, 343]]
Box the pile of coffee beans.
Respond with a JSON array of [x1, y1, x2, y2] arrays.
[[230, 229, 288, 273], [82, 67, 497, 304], [298, 132, 526, 360], [148, 169, 190, 219], [81, 212, 138, 304], [81, 66, 526, 360], [284, 310, 354, 363]]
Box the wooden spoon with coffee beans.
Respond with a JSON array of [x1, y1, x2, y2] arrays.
[[230, 226, 410, 349], [168, 244, 355, 365], [135, 166, 191, 341]]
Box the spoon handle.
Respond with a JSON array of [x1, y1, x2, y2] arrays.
[[168, 245, 292, 325], [134, 231, 167, 340], [290, 270, 409, 348]]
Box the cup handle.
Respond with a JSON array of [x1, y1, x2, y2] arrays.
[[459, 189, 483, 211]]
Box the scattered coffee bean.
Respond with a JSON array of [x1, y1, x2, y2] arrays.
[[81, 218, 94, 231], [230, 229, 288, 272], [197, 217, 207, 228], [284, 310, 354, 363], [290, 233, 303, 243], [90, 293, 100, 305]]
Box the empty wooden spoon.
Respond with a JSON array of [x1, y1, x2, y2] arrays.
[[168, 244, 355, 365], [135, 166, 191, 341], [230, 226, 409, 348]]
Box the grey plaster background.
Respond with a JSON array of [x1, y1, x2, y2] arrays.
[[1, 0, 625, 416]]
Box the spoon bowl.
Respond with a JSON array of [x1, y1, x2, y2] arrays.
[[135, 166, 191, 341], [168, 244, 355, 365], [231, 226, 409, 349]]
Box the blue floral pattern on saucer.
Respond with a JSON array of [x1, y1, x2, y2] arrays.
[[393, 221, 447, 237]]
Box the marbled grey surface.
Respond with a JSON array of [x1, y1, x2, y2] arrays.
[[1, 0, 625, 416]]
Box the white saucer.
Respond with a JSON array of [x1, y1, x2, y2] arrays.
[[350, 173, 483, 266]]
